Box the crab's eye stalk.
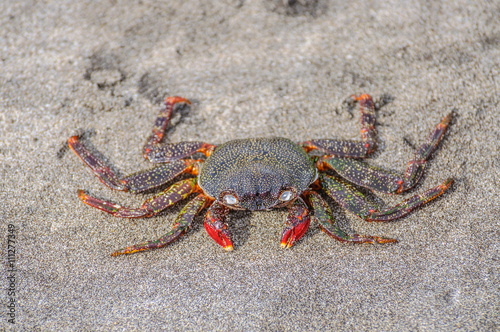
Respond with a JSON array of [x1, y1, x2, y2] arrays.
[[222, 193, 239, 205], [279, 190, 294, 202]]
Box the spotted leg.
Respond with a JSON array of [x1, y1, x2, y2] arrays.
[[204, 201, 234, 251], [321, 174, 453, 222], [78, 178, 198, 218], [111, 194, 208, 256], [319, 113, 453, 193], [302, 94, 377, 158], [280, 197, 311, 248], [305, 191, 397, 243], [143, 96, 215, 163], [68, 135, 199, 193]]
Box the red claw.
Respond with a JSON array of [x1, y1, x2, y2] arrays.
[[204, 202, 234, 251], [280, 199, 311, 248], [204, 222, 234, 251], [280, 217, 311, 248]]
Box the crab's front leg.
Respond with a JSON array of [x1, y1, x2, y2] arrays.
[[78, 178, 198, 218], [112, 194, 209, 256], [302, 94, 378, 158], [204, 202, 234, 251], [305, 191, 396, 244], [143, 96, 215, 163], [280, 197, 311, 248]]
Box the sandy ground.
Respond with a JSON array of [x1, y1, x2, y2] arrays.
[[1, 0, 499, 330]]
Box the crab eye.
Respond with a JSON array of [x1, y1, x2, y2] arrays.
[[222, 194, 239, 205], [279, 190, 294, 202]]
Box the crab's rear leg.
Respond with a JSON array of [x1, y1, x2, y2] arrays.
[[78, 178, 198, 218], [319, 113, 453, 194], [68, 136, 199, 193], [111, 194, 209, 256], [321, 174, 453, 222], [305, 191, 396, 243], [204, 201, 234, 251], [281, 197, 311, 248], [302, 94, 377, 158], [143, 96, 215, 163]]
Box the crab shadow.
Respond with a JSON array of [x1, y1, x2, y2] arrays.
[[227, 210, 253, 249]]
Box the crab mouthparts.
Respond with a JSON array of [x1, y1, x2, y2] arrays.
[[253, 197, 268, 210], [242, 192, 276, 211]]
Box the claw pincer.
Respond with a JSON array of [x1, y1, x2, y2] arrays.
[[280, 198, 311, 248], [204, 202, 234, 251]]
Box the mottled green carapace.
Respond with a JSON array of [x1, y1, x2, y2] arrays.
[[199, 137, 317, 211]]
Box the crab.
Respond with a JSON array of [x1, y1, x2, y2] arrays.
[[68, 94, 453, 256]]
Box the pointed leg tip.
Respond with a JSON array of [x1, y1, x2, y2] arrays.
[[442, 178, 454, 190], [112, 247, 142, 256], [77, 189, 87, 199], [68, 135, 80, 145], [111, 247, 133, 256], [351, 94, 372, 102], [165, 96, 192, 105], [76, 189, 99, 206], [376, 237, 398, 244]]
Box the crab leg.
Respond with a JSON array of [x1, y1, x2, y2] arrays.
[[305, 191, 396, 243], [319, 113, 453, 194], [145, 142, 215, 163], [68, 135, 198, 193], [78, 178, 198, 218], [280, 197, 311, 248], [302, 94, 377, 158], [111, 194, 208, 256], [143, 96, 215, 162], [320, 174, 453, 222], [204, 201, 233, 251]]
